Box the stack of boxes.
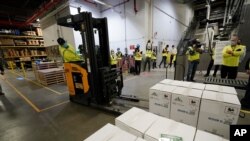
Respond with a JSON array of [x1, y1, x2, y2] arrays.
[[85, 107, 228, 141], [150, 79, 240, 139]]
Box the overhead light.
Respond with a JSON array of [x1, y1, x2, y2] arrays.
[[36, 18, 40, 22], [211, 0, 216, 2], [94, 0, 113, 8]]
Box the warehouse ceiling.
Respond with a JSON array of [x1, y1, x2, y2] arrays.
[[0, 0, 64, 27]]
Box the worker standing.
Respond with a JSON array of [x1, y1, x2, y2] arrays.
[[186, 40, 203, 82], [152, 49, 157, 69], [57, 38, 82, 63], [221, 35, 243, 79], [204, 42, 220, 77], [169, 45, 177, 68], [116, 48, 123, 68], [134, 45, 142, 75], [110, 49, 117, 68], [0, 59, 4, 95], [159, 45, 168, 68], [241, 57, 250, 109], [144, 40, 153, 72]]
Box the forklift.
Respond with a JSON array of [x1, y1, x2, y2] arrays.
[[57, 11, 123, 108]]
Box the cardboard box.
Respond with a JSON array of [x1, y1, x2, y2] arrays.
[[144, 117, 196, 141], [149, 84, 177, 118], [189, 83, 206, 90], [170, 87, 203, 127], [159, 79, 175, 85], [205, 84, 237, 95], [194, 130, 229, 141], [115, 107, 160, 138], [197, 90, 241, 139], [84, 123, 137, 141]]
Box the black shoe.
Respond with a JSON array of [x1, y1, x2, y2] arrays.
[[190, 79, 196, 82], [0, 92, 4, 95], [213, 74, 216, 77], [204, 74, 209, 77]]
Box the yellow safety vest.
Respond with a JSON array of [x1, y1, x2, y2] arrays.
[[116, 52, 122, 60], [166, 52, 171, 63], [222, 45, 243, 67], [59, 44, 82, 63], [152, 52, 157, 60], [145, 50, 152, 58], [162, 49, 167, 57], [186, 47, 200, 61], [172, 55, 176, 63], [110, 54, 117, 65], [212, 47, 215, 60], [134, 51, 142, 61]]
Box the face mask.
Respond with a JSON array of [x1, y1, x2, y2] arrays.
[[231, 41, 237, 46], [63, 43, 68, 48]]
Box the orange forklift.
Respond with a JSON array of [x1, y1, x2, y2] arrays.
[[57, 10, 123, 108]]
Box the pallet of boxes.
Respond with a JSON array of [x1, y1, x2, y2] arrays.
[[32, 62, 65, 86]]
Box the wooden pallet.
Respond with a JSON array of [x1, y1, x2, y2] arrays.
[[32, 62, 58, 70], [37, 68, 65, 86]]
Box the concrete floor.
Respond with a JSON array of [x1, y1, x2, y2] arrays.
[[0, 68, 250, 141]]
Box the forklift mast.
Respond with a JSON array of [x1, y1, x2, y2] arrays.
[[57, 12, 123, 105]]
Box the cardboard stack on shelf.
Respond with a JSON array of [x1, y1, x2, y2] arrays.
[[27, 39, 39, 45], [36, 28, 43, 36], [22, 31, 36, 36], [14, 40, 27, 45], [151, 79, 240, 139], [0, 38, 15, 45]]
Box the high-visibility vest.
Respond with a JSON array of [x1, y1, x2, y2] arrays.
[[110, 54, 117, 65], [59, 44, 82, 63], [134, 51, 142, 61], [222, 45, 243, 67], [186, 46, 200, 61], [145, 50, 152, 58], [162, 49, 167, 57], [152, 52, 157, 60], [116, 52, 122, 60]]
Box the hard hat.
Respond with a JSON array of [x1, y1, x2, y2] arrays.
[[117, 48, 120, 51], [136, 44, 140, 48]]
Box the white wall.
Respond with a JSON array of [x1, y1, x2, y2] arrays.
[[101, 0, 146, 54], [41, 6, 75, 47], [70, 1, 102, 51], [153, 0, 194, 50]]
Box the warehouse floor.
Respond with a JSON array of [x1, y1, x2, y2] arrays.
[[0, 68, 250, 141]]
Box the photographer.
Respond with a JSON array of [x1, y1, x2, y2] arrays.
[[186, 39, 203, 82]]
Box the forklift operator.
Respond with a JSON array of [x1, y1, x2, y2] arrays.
[[57, 38, 82, 62]]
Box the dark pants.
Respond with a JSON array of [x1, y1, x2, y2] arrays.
[[135, 60, 141, 75], [205, 59, 220, 76], [169, 55, 174, 67], [152, 59, 157, 69], [111, 64, 116, 69], [187, 60, 199, 81], [241, 76, 250, 108], [221, 65, 238, 79], [144, 57, 151, 72], [159, 56, 166, 68]]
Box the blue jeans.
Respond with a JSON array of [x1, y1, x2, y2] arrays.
[[187, 60, 199, 81]]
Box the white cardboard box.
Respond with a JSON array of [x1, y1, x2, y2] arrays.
[[84, 123, 137, 141], [194, 130, 229, 141], [189, 83, 206, 90], [205, 84, 237, 95], [170, 87, 203, 127], [149, 84, 177, 118], [144, 117, 196, 141], [159, 79, 175, 85], [197, 90, 241, 139], [115, 107, 160, 138]]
